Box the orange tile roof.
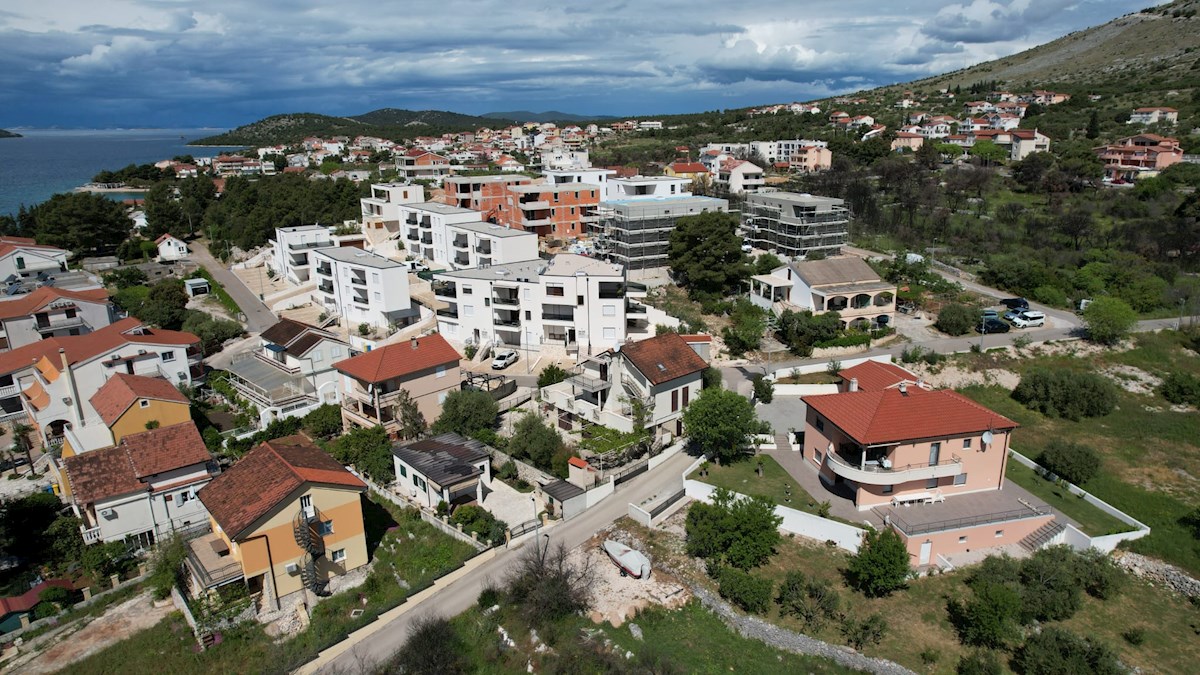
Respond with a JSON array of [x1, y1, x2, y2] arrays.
[[620, 333, 707, 386], [803, 387, 1017, 446], [199, 435, 365, 539], [0, 317, 198, 376], [90, 373, 189, 427], [63, 421, 212, 505], [0, 286, 109, 321], [836, 361, 919, 392], [333, 334, 460, 384], [668, 161, 708, 174]]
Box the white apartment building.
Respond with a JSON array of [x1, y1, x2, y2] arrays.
[[700, 140, 827, 165], [0, 286, 114, 352], [270, 225, 332, 285], [310, 247, 419, 331], [743, 192, 850, 259], [394, 202, 538, 270], [716, 160, 764, 194], [544, 168, 616, 189], [433, 254, 649, 357], [360, 182, 425, 231], [540, 148, 590, 170], [1129, 107, 1178, 125], [604, 175, 691, 200]]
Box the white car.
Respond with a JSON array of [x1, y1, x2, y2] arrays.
[[1011, 310, 1045, 329], [491, 350, 518, 370]]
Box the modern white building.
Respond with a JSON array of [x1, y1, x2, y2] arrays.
[[544, 168, 615, 189], [310, 247, 419, 331], [225, 319, 353, 426], [360, 182, 425, 232], [749, 256, 896, 328], [270, 225, 333, 285], [715, 160, 765, 194], [434, 221, 539, 271], [604, 175, 691, 201], [155, 234, 189, 262], [595, 196, 729, 272], [539, 148, 591, 170], [743, 192, 850, 259], [0, 286, 114, 352], [433, 254, 649, 357]]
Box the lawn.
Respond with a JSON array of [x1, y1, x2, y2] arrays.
[[628, 519, 1200, 674], [1003, 460, 1132, 536], [68, 494, 477, 675], [690, 455, 861, 526], [954, 332, 1200, 574]]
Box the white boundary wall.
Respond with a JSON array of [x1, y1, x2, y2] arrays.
[[1009, 450, 1150, 553], [772, 384, 840, 396], [765, 354, 895, 381]]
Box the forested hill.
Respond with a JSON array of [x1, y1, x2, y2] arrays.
[[0, 129, 20, 138], [192, 108, 510, 146]]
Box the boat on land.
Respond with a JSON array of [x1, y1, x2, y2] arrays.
[[602, 540, 651, 579]]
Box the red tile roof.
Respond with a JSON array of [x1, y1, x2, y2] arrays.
[[63, 422, 212, 505], [804, 387, 1017, 445], [90, 373, 189, 427], [668, 161, 708, 174], [0, 317, 198, 376], [836, 361, 920, 392], [198, 435, 365, 539], [619, 333, 707, 386], [333, 334, 460, 384], [0, 286, 109, 321]]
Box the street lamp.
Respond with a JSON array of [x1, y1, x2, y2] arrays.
[[530, 495, 540, 553]]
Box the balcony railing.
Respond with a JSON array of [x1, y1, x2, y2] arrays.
[[316, 264, 333, 276], [494, 316, 521, 328], [0, 383, 20, 398], [492, 295, 519, 306], [421, 235, 433, 244], [452, 237, 469, 249], [81, 525, 103, 545], [433, 284, 457, 298], [475, 244, 492, 255], [882, 505, 1049, 537], [436, 308, 459, 319], [350, 275, 367, 286], [825, 451, 962, 486], [567, 374, 611, 392], [288, 240, 328, 250], [318, 281, 334, 294]]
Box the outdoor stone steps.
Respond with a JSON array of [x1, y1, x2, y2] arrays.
[[1017, 520, 1066, 552]]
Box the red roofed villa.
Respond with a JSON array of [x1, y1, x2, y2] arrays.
[[333, 334, 461, 436]]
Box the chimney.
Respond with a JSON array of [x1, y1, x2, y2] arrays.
[[410, 337, 418, 350], [848, 378, 858, 392], [898, 382, 908, 396]]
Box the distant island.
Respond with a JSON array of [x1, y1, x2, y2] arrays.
[[0, 129, 21, 139]]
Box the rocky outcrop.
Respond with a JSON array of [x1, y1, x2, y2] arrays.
[[1114, 551, 1200, 599]]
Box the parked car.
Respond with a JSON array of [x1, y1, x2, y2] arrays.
[[981, 309, 999, 321], [401, 260, 429, 272], [1003, 309, 1023, 321], [491, 350, 519, 370], [1000, 297, 1029, 310], [1011, 310, 1046, 328], [976, 318, 1011, 334]]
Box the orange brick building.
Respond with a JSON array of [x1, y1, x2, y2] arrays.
[[498, 183, 601, 239], [442, 175, 532, 223]]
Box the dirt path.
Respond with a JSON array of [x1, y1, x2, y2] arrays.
[[15, 591, 174, 675]]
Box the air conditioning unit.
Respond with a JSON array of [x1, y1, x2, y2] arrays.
[[100, 508, 116, 519], [137, 349, 147, 355], [285, 562, 300, 575]]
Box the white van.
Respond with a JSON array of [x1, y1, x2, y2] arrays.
[[1011, 310, 1045, 328], [401, 260, 429, 273]]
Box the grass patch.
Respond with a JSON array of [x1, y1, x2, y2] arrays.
[[67, 494, 476, 675], [775, 371, 843, 384], [1003, 459, 1132, 535], [690, 455, 860, 526], [190, 268, 241, 316]]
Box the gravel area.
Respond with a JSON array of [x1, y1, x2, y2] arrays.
[[573, 530, 690, 628]]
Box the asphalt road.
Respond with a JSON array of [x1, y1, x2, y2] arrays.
[[189, 240, 277, 333], [313, 450, 696, 673]]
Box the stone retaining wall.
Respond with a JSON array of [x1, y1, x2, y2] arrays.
[[1114, 551, 1200, 599]]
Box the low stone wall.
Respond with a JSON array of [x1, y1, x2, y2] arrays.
[[488, 447, 558, 488], [1114, 551, 1200, 599]]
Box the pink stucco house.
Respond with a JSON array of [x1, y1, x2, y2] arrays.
[[801, 361, 1058, 566]]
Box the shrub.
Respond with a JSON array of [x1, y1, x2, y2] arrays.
[[776, 571, 841, 631], [751, 375, 774, 403], [845, 528, 909, 597], [33, 602, 59, 620], [537, 364, 569, 388], [1123, 627, 1146, 646], [148, 534, 188, 600], [956, 651, 1003, 675], [1082, 296, 1137, 346], [839, 613, 887, 650], [38, 586, 71, 606], [1018, 546, 1087, 623], [1038, 440, 1101, 485], [477, 583, 501, 609], [950, 580, 1022, 648], [935, 303, 976, 336], [717, 567, 773, 614], [450, 504, 507, 545], [389, 615, 466, 675], [1160, 371, 1200, 406], [496, 460, 518, 481], [1013, 627, 1122, 675], [301, 403, 343, 439], [357, 322, 371, 336], [685, 489, 781, 570], [1075, 548, 1125, 600], [464, 343, 478, 360], [702, 366, 724, 390], [1012, 368, 1117, 420], [505, 542, 594, 632], [900, 345, 925, 363]]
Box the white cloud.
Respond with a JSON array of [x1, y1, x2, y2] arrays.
[[59, 35, 163, 73]]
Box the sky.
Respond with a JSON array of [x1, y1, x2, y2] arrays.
[[0, 0, 1165, 129]]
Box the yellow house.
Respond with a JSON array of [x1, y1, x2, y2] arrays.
[[192, 435, 368, 609], [59, 373, 192, 459]]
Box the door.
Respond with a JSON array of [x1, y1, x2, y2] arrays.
[[300, 494, 314, 519], [918, 540, 932, 566], [928, 442, 941, 466]]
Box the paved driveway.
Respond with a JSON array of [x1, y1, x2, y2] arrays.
[[189, 240, 277, 332], [480, 478, 543, 527]]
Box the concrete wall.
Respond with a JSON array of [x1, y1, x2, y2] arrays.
[[766, 354, 894, 381], [771, 384, 839, 397]]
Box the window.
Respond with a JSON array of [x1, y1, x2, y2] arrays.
[[464, 305, 474, 317], [682, 386, 689, 407], [331, 346, 342, 358], [372, 273, 380, 284], [570, 207, 576, 215], [815, 450, 823, 464], [139, 399, 150, 408], [439, 391, 449, 404], [15, 257, 25, 270], [415, 476, 427, 492], [602, 304, 616, 317], [312, 349, 323, 363], [436, 366, 446, 378], [547, 285, 564, 297], [671, 390, 679, 412], [926, 477, 939, 489], [603, 327, 616, 340], [331, 548, 346, 563], [577, 295, 584, 306], [318, 520, 334, 536], [374, 292, 382, 301], [815, 418, 825, 432], [399, 464, 407, 478], [954, 473, 967, 486], [882, 485, 893, 495], [958, 535, 968, 543], [161, 351, 176, 362], [525, 310, 531, 320], [994, 530, 1005, 538], [462, 286, 473, 295], [177, 490, 193, 504], [963, 439, 972, 449]]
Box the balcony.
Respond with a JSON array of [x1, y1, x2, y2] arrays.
[[421, 234, 433, 245], [433, 283, 457, 298], [350, 275, 367, 286], [227, 353, 316, 407], [824, 451, 962, 486], [81, 525, 103, 545], [519, 199, 550, 210], [316, 263, 333, 276], [406, 231, 420, 241], [492, 293, 519, 306], [452, 236, 469, 249], [454, 253, 470, 266], [626, 301, 647, 315], [436, 307, 459, 319], [318, 280, 335, 294], [494, 315, 521, 328], [405, 215, 418, 225], [542, 310, 574, 323], [420, 217, 432, 228], [597, 282, 625, 299], [36, 315, 88, 332], [352, 293, 369, 306], [288, 240, 328, 251], [566, 374, 610, 393], [475, 243, 492, 255], [0, 382, 19, 398], [186, 532, 245, 589]]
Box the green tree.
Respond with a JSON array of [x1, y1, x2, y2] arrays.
[[956, 651, 1003, 675], [776, 571, 841, 631], [721, 299, 766, 356], [1082, 296, 1137, 345], [507, 413, 566, 472], [845, 527, 909, 597], [968, 140, 1007, 165], [537, 364, 568, 388], [1012, 369, 1117, 421], [777, 309, 842, 356], [682, 387, 758, 464], [389, 615, 466, 675], [1038, 440, 1100, 485], [839, 613, 888, 650], [10, 422, 36, 476], [685, 488, 782, 570], [449, 504, 507, 545], [753, 253, 784, 276], [329, 425, 393, 482], [301, 403, 343, 439], [1013, 627, 1122, 675], [951, 580, 1022, 648], [28, 192, 130, 254], [717, 567, 774, 614], [935, 303, 977, 336], [103, 267, 149, 289], [1018, 545, 1087, 623], [667, 211, 750, 302], [1086, 110, 1101, 139], [431, 389, 498, 437], [390, 389, 427, 441], [180, 312, 244, 353], [140, 279, 190, 329], [143, 182, 185, 238], [751, 375, 774, 403]]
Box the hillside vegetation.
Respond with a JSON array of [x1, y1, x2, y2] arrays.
[[192, 108, 522, 146]]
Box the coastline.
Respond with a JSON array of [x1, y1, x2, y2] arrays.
[[73, 185, 151, 193]]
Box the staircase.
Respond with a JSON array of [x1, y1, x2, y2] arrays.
[[774, 433, 792, 452], [1018, 520, 1066, 552], [293, 508, 329, 596]]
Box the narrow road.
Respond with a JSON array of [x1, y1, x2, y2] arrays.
[[311, 451, 696, 673], [188, 240, 277, 333]]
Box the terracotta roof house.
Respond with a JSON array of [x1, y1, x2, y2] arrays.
[[801, 384, 1055, 566], [542, 333, 706, 444], [835, 360, 922, 393], [333, 334, 461, 438], [749, 256, 896, 329], [192, 435, 368, 607], [0, 286, 114, 352], [61, 421, 216, 547], [86, 373, 192, 446], [391, 432, 491, 510]]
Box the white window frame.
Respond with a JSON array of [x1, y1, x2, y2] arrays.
[[332, 548, 346, 563], [161, 351, 176, 362]]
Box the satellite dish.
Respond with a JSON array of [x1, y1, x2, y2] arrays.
[[982, 430, 994, 445]]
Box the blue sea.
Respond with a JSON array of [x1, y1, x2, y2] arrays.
[[0, 128, 238, 217]]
